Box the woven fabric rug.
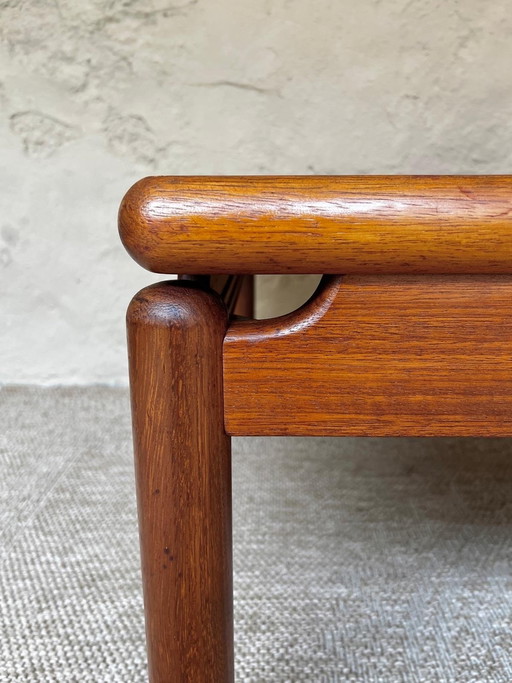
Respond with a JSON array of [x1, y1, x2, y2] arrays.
[[1, 386, 512, 682]]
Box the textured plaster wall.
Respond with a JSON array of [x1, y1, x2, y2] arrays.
[[1, 1, 512, 384]]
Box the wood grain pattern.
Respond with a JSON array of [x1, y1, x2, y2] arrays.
[[224, 275, 512, 436], [127, 281, 233, 682], [119, 176, 512, 274]]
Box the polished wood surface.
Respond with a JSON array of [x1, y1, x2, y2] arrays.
[[119, 176, 512, 274], [121, 174, 512, 680], [224, 275, 512, 436], [127, 281, 233, 682]]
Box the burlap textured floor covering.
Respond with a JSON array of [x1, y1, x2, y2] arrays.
[[1, 387, 512, 682]]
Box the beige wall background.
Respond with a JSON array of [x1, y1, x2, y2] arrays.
[[1, 1, 511, 385]]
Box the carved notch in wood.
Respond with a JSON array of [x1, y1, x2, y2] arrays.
[[224, 275, 512, 437]]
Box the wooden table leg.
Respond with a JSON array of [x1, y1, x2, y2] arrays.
[[127, 281, 233, 683]]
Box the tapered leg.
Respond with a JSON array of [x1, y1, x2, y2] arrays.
[[127, 281, 233, 683]]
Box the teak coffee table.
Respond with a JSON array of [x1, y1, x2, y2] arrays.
[[119, 176, 512, 682]]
